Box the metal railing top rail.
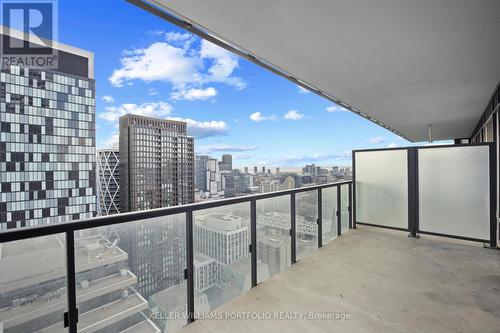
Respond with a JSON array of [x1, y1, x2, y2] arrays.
[[0, 180, 352, 243]]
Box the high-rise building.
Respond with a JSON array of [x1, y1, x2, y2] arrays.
[[253, 166, 258, 174], [96, 148, 120, 215], [257, 235, 291, 276], [260, 180, 280, 193], [118, 115, 194, 298], [119, 114, 194, 212], [193, 213, 250, 300], [244, 166, 249, 174], [195, 214, 249, 265], [195, 155, 209, 191], [117, 215, 187, 299], [219, 154, 232, 171], [276, 167, 280, 175], [206, 157, 223, 199], [303, 164, 321, 177], [0, 28, 96, 230], [261, 166, 266, 174], [279, 176, 295, 190]]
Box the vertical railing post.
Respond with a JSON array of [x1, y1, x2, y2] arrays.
[[186, 210, 195, 323], [348, 183, 353, 229], [407, 148, 419, 238], [291, 193, 297, 264], [337, 186, 342, 236], [317, 188, 323, 248], [250, 199, 257, 287], [64, 231, 78, 333], [489, 142, 497, 248]]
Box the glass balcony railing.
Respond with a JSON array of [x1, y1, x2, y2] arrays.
[[0, 180, 352, 333]]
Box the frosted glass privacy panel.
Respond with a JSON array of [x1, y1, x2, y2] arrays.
[[418, 146, 490, 240], [355, 150, 408, 229]]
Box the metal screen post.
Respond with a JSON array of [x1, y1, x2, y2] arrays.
[[64, 231, 78, 333], [186, 210, 195, 323], [407, 148, 420, 238], [337, 186, 342, 236], [317, 188, 323, 248], [348, 183, 353, 229], [250, 199, 258, 286], [291, 193, 297, 263]]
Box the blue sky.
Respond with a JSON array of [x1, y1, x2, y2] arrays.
[[56, 0, 410, 168]]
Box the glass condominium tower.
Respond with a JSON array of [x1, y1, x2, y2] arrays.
[[0, 28, 96, 230]]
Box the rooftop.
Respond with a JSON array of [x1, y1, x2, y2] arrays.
[[0, 235, 127, 293]]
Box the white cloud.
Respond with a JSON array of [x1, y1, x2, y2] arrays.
[[297, 85, 311, 94], [99, 101, 173, 122], [200, 40, 246, 89], [165, 32, 193, 43], [168, 117, 229, 138], [109, 42, 202, 88], [387, 143, 399, 148], [369, 136, 385, 144], [146, 29, 166, 36], [283, 110, 304, 121], [326, 104, 347, 113], [103, 133, 119, 148], [275, 151, 352, 165], [171, 87, 217, 101], [109, 38, 246, 93], [101, 95, 114, 103], [249, 112, 267, 122], [233, 154, 256, 160], [148, 88, 159, 96], [196, 144, 258, 154]]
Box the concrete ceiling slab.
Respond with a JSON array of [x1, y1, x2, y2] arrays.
[[136, 0, 500, 141]]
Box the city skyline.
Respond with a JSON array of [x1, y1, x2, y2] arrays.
[[54, 0, 413, 168]]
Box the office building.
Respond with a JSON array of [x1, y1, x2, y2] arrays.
[[244, 166, 248, 174], [195, 155, 209, 191], [219, 154, 232, 171], [206, 157, 223, 199], [193, 213, 252, 309], [253, 166, 258, 174], [119, 114, 194, 212], [0, 27, 96, 230], [194, 214, 249, 265], [260, 180, 280, 193], [257, 234, 291, 276], [221, 172, 236, 198], [303, 164, 321, 177], [96, 148, 120, 215]]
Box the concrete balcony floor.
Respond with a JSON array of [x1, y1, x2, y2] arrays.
[[181, 225, 500, 333]]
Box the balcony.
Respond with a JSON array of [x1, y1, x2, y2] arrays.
[[1, 1, 499, 333], [0, 151, 498, 332]]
